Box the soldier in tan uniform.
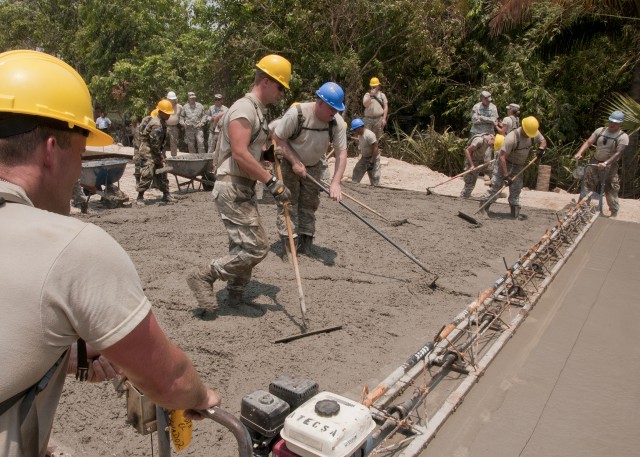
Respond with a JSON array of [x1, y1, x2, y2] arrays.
[[165, 91, 183, 156], [574, 110, 629, 217], [179, 91, 208, 154], [349, 117, 380, 186], [188, 55, 292, 310], [480, 116, 546, 219], [362, 77, 388, 140], [460, 133, 496, 198], [273, 82, 348, 255]]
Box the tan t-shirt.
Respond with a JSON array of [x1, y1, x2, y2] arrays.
[[363, 92, 388, 118], [274, 102, 347, 166], [359, 129, 378, 158], [216, 93, 269, 179], [501, 128, 544, 165], [590, 127, 630, 162], [0, 182, 151, 456]]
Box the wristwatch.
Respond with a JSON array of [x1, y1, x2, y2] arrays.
[[266, 175, 278, 186]]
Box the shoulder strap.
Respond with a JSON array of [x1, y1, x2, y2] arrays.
[[289, 105, 306, 141], [289, 104, 335, 141], [246, 96, 267, 144], [466, 133, 484, 148], [372, 95, 385, 110]]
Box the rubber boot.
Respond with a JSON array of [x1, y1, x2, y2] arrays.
[[510, 205, 520, 219], [297, 234, 313, 254]]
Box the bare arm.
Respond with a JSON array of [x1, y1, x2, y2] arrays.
[[499, 150, 509, 177], [101, 312, 220, 411], [574, 136, 595, 160], [274, 134, 307, 178], [363, 93, 372, 109], [330, 148, 348, 201], [229, 118, 272, 183], [370, 142, 379, 163], [465, 144, 477, 167]]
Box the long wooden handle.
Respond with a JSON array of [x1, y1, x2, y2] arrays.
[[321, 180, 389, 222], [273, 143, 308, 328], [428, 161, 491, 190]]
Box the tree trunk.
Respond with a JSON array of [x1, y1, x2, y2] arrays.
[[622, 61, 640, 198]]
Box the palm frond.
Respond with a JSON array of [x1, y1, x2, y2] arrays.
[[601, 92, 640, 135]]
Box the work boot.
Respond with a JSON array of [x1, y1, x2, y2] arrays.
[[227, 289, 244, 306], [161, 192, 177, 204], [186, 267, 217, 312], [135, 198, 145, 207], [297, 234, 313, 255], [510, 205, 521, 219], [610, 210, 618, 218]]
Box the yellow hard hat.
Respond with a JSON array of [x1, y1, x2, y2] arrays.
[[0, 50, 112, 146], [156, 99, 174, 115], [151, 109, 159, 117], [494, 134, 505, 151], [522, 116, 539, 138], [256, 54, 292, 90], [290, 102, 300, 107], [370, 77, 381, 87]]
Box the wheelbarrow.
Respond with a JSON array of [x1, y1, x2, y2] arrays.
[[78, 158, 130, 212], [157, 154, 216, 192]]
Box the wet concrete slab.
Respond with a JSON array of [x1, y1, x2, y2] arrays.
[[424, 218, 640, 456]]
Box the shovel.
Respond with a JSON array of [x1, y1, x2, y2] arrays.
[[457, 156, 538, 226], [307, 174, 438, 288], [426, 161, 491, 195]]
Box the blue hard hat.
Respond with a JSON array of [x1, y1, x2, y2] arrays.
[[608, 110, 624, 123], [316, 82, 345, 111], [350, 117, 365, 131]]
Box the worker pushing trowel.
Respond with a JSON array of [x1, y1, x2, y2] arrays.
[[458, 116, 547, 225]]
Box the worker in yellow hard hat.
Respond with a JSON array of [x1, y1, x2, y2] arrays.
[[188, 53, 293, 310], [363, 76, 388, 141], [0, 50, 220, 456], [135, 99, 178, 206], [479, 116, 547, 219]]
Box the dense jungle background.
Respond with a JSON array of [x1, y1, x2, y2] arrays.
[[1, 0, 639, 194]]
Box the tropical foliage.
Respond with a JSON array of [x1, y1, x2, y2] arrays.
[[1, 0, 638, 195]]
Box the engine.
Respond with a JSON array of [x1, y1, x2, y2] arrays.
[[240, 374, 375, 457]]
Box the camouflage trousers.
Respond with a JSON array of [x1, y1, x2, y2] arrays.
[[480, 161, 524, 208], [460, 159, 490, 197], [184, 126, 205, 154], [582, 164, 620, 213], [136, 152, 169, 194], [166, 125, 181, 157], [211, 179, 269, 292], [352, 156, 381, 186], [363, 116, 384, 141], [276, 160, 324, 238]]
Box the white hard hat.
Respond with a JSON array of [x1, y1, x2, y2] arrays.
[[167, 91, 177, 100]]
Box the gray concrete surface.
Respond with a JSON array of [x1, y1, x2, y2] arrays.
[[424, 218, 640, 456]]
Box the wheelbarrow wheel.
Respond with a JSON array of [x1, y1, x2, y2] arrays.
[[201, 172, 216, 191]]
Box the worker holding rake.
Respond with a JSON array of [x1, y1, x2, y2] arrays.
[[460, 133, 497, 198], [479, 116, 547, 219], [574, 110, 629, 217], [188, 54, 292, 309]]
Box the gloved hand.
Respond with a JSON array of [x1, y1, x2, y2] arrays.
[[366, 161, 375, 171], [267, 177, 291, 203], [504, 176, 514, 187], [536, 148, 545, 159]]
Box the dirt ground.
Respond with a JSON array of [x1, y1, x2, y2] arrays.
[[49, 151, 638, 456]]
